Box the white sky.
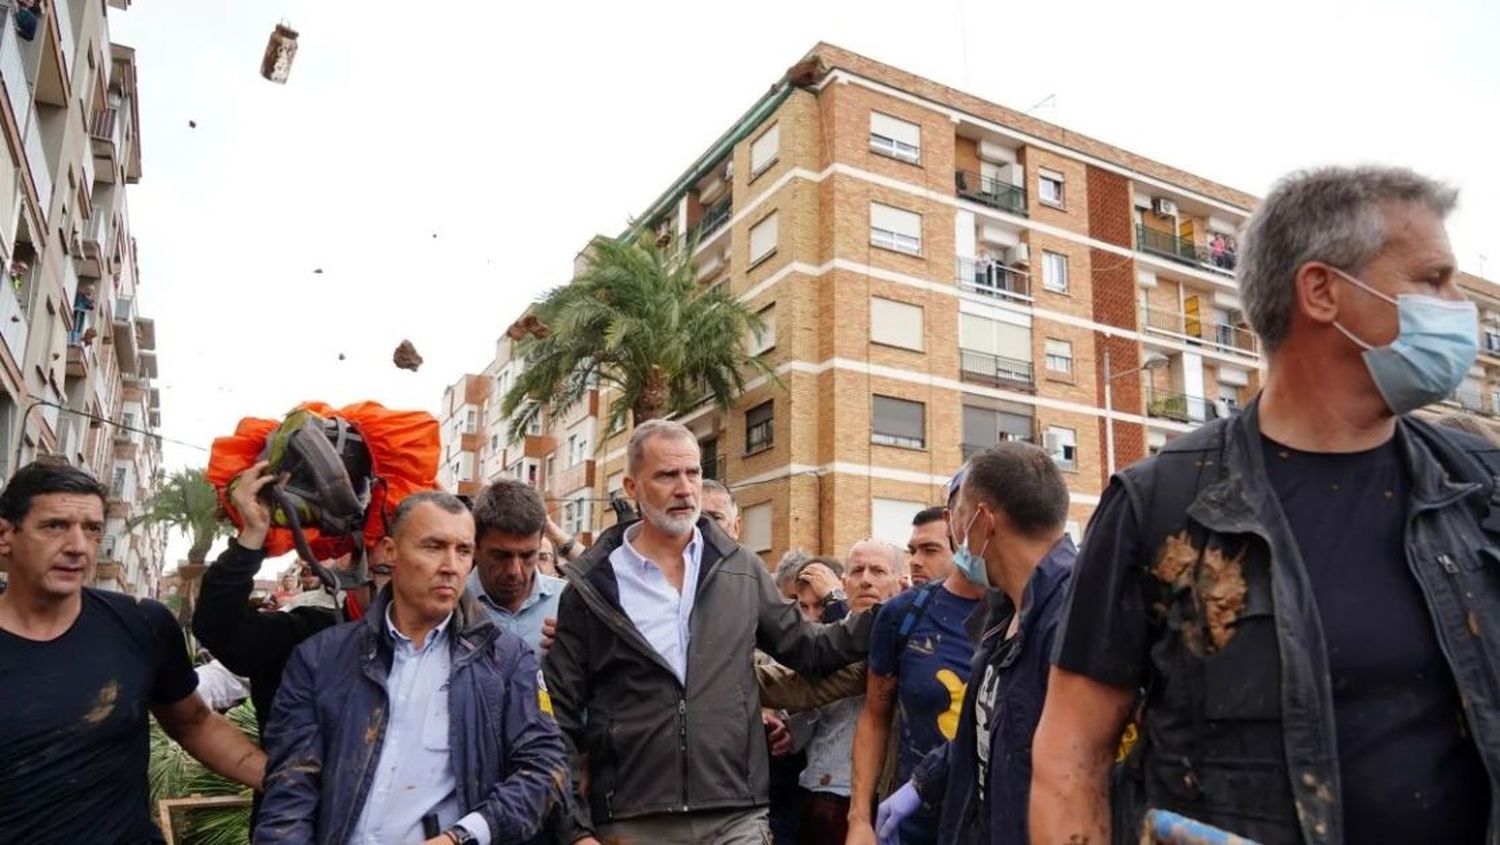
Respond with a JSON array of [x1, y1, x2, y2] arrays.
[[109, 0, 1499, 572]]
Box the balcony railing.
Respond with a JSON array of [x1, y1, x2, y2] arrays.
[[0, 275, 27, 366], [1136, 225, 1237, 277], [1139, 304, 1259, 357], [1483, 330, 1500, 357], [692, 197, 732, 244], [956, 257, 1030, 301], [1144, 386, 1219, 423], [52, 0, 73, 77], [954, 169, 1028, 216], [0, 6, 31, 130], [959, 347, 1035, 389], [89, 107, 118, 143], [23, 106, 50, 213]]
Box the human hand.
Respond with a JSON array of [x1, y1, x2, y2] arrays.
[[875, 782, 921, 845], [762, 709, 792, 757], [797, 562, 842, 601], [228, 462, 279, 550], [572, 839, 601, 845], [541, 617, 557, 653]]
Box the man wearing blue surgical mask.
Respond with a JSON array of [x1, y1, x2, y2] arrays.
[[1032, 166, 1499, 845]]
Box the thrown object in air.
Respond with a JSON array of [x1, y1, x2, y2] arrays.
[[506, 314, 551, 341], [392, 340, 423, 372], [260, 24, 299, 84], [188, 120, 197, 128]]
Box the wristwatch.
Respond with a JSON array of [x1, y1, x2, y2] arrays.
[[823, 587, 847, 604], [558, 537, 578, 557], [445, 826, 478, 845]]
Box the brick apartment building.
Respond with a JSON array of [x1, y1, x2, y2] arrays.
[[0, 0, 167, 596], [440, 42, 1500, 566]]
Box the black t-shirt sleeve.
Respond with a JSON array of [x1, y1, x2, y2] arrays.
[[141, 599, 199, 706], [1051, 480, 1149, 690]]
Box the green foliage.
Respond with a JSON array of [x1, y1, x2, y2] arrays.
[[134, 468, 231, 566], [501, 232, 777, 441], [149, 701, 256, 845]]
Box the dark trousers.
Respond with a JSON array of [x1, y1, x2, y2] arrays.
[[768, 750, 806, 845], [799, 792, 850, 844]]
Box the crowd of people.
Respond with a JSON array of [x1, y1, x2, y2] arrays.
[[2, 163, 1499, 845]]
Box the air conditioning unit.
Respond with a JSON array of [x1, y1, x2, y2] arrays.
[[1010, 243, 1031, 265], [1043, 431, 1062, 454], [1152, 198, 1178, 218]]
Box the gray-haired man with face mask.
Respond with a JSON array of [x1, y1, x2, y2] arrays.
[[1032, 166, 1500, 845]]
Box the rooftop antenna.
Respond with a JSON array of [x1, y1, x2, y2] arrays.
[[1028, 93, 1057, 115]]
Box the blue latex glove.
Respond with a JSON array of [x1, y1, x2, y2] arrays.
[[876, 781, 922, 845]]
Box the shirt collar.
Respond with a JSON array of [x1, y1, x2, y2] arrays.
[[468, 568, 564, 613], [620, 522, 704, 572], [384, 601, 452, 650]]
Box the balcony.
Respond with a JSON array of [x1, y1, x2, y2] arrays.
[[90, 108, 120, 181], [1136, 225, 1237, 278], [955, 169, 1027, 217], [80, 213, 108, 277], [956, 256, 1030, 302], [1482, 329, 1500, 361], [1144, 385, 1220, 424], [959, 348, 1035, 391], [554, 459, 596, 497], [112, 295, 138, 373], [1139, 304, 1259, 358], [50, 0, 72, 82], [23, 107, 51, 214], [0, 5, 31, 131], [522, 433, 555, 460], [0, 276, 27, 368], [691, 196, 732, 245]]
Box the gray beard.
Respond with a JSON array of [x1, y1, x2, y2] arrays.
[[641, 500, 699, 537]]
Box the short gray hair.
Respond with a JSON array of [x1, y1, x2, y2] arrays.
[[1239, 165, 1458, 352], [773, 549, 813, 590], [700, 479, 737, 516], [627, 419, 698, 475], [848, 538, 906, 576], [390, 490, 469, 536]]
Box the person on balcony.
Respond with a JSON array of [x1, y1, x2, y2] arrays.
[[14, 0, 41, 42]]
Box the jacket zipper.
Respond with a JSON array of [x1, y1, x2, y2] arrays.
[[1434, 553, 1500, 706], [678, 697, 690, 812]]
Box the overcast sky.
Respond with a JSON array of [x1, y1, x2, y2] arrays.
[[109, 0, 1498, 570]]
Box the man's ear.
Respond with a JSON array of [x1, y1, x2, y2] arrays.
[[1296, 261, 1342, 326], [378, 535, 397, 569], [0, 517, 15, 557]]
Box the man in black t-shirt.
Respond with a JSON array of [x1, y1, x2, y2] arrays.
[[1030, 166, 1499, 845], [0, 462, 267, 843]]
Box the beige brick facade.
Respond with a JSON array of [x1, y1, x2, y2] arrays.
[[444, 43, 1500, 570]]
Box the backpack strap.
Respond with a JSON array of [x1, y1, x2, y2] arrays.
[[895, 580, 944, 654]]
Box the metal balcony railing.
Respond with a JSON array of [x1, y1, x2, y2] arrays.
[[954, 169, 1027, 216], [959, 348, 1034, 388], [956, 257, 1030, 301], [692, 197, 732, 243], [1135, 224, 1238, 277], [1144, 386, 1219, 423], [1139, 304, 1259, 357]]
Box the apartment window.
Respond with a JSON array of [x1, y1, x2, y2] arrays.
[[749, 212, 778, 266], [749, 304, 776, 355], [871, 498, 924, 547], [1148, 431, 1168, 457], [525, 416, 543, 437], [563, 498, 591, 536], [1039, 169, 1065, 207], [743, 502, 773, 552], [963, 404, 1034, 454], [959, 313, 1033, 380], [1044, 339, 1073, 375], [872, 395, 926, 449], [566, 434, 580, 467], [870, 202, 922, 255], [464, 409, 477, 434], [1487, 329, 1500, 354], [490, 434, 499, 451], [750, 123, 780, 177], [869, 112, 921, 164], [870, 297, 924, 351], [746, 401, 774, 454], [1045, 426, 1077, 470], [1042, 251, 1069, 293], [545, 455, 556, 485]]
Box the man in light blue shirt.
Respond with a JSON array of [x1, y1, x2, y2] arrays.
[[467, 479, 566, 654]]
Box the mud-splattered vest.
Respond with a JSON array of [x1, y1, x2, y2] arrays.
[[1111, 401, 1500, 845]]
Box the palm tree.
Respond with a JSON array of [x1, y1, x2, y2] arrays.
[[134, 467, 231, 569], [501, 232, 776, 440]]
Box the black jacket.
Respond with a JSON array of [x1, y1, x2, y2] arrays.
[[543, 517, 874, 838], [191, 540, 338, 738], [1108, 402, 1500, 844]]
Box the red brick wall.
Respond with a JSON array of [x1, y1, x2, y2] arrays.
[[1087, 165, 1145, 483]]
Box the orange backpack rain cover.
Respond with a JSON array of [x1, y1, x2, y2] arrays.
[[205, 401, 440, 559]]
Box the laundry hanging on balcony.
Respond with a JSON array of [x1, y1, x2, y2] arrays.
[[260, 23, 299, 83]]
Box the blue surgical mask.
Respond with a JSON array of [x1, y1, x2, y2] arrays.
[[953, 510, 991, 587], [1330, 267, 1479, 415]]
